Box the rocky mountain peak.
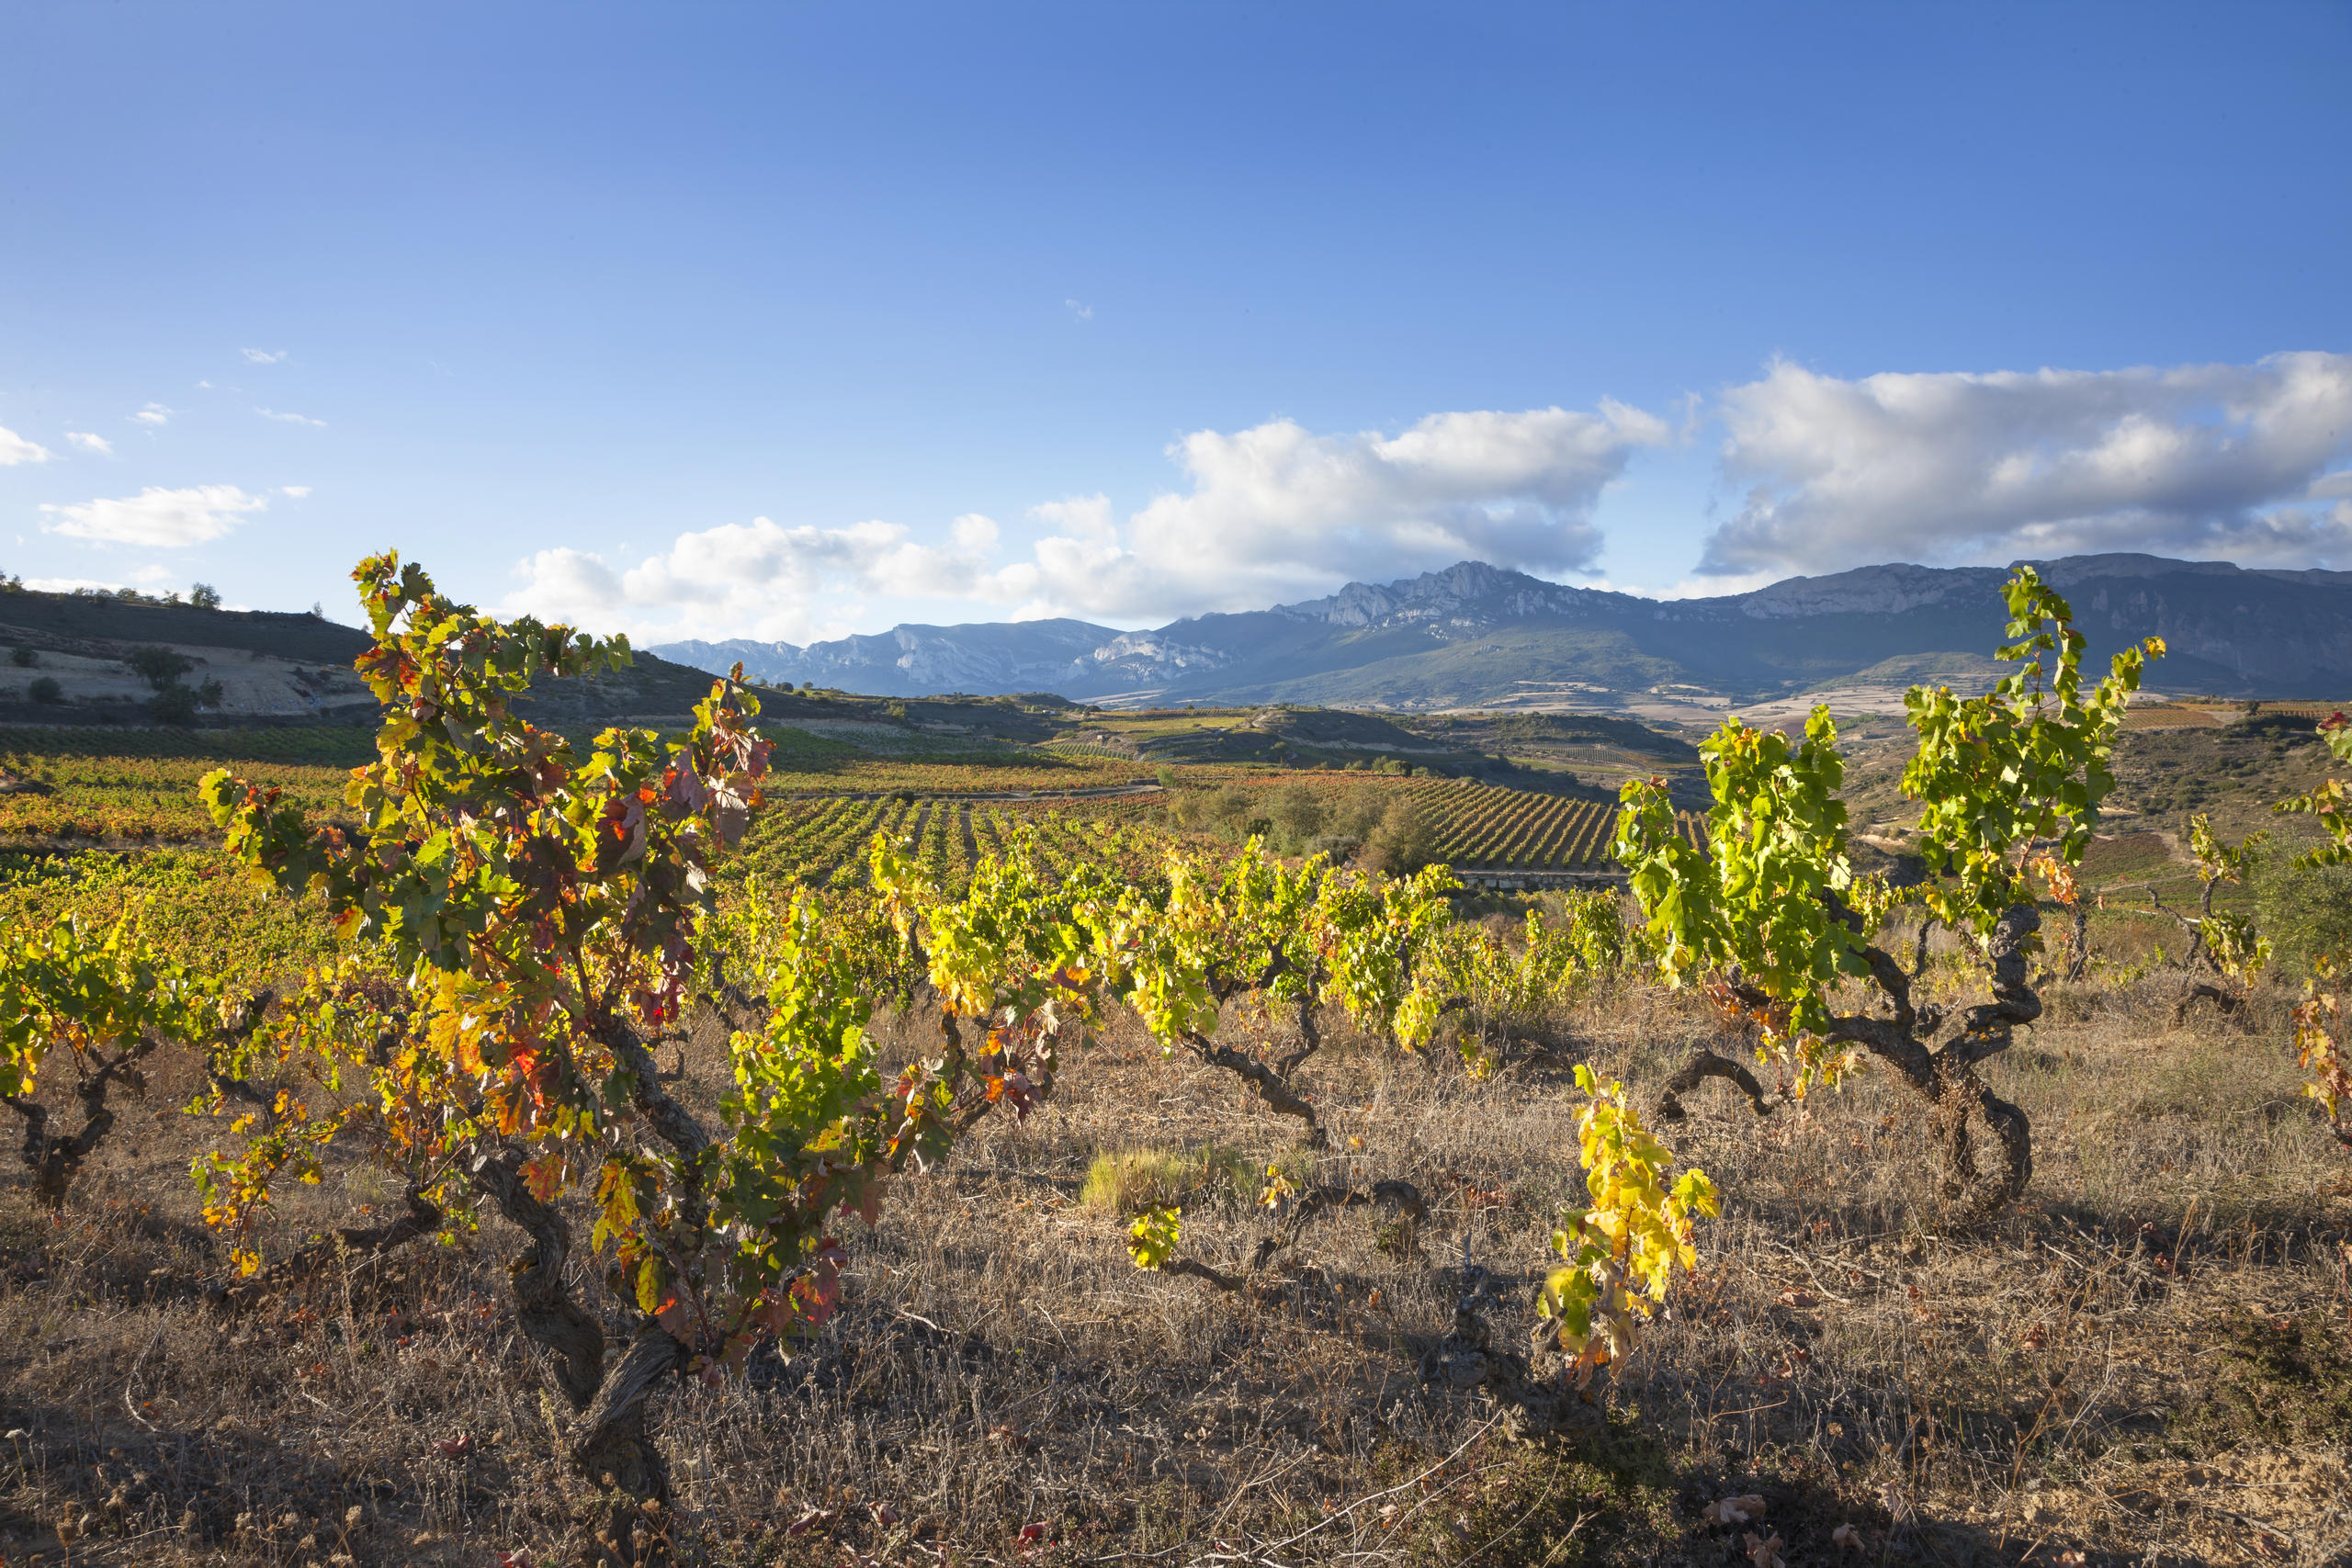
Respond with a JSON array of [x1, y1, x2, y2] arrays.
[[1276, 560, 1586, 629]]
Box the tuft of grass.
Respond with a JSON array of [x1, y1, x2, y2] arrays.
[[1080, 1145, 1254, 1214]]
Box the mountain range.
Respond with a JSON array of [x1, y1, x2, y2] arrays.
[[653, 554, 2352, 710]]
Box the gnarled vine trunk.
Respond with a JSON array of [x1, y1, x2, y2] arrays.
[[4, 1039, 158, 1209], [1668, 902, 2043, 1222]]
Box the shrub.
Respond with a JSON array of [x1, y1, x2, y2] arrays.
[[27, 676, 62, 705], [148, 683, 200, 726], [8, 646, 34, 668], [2252, 848, 2352, 978], [189, 581, 222, 610], [1264, 782, 1327, 852]]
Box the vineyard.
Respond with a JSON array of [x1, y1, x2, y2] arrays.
[[0, 560, 2348, 1568], [733, 792, 1178, 890], [1406, 779, 1705, 870]]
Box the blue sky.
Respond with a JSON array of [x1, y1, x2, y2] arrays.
[[3, 2, 2348, 647]]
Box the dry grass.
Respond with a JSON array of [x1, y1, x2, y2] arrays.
[[3, 974, 2349, 1566]]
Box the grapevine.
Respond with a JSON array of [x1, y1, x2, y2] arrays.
[[1618, 567, 2160, 1217]]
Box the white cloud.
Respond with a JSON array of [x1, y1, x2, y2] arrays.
[[0, 426, 52, 465], [279, 484, 311, 498], [1703, 351, 2352, 575], [63, 432, 112, 456], [39, 484, 268, 547], [131, 403, 172, 426], [24, 576, 134, 594], [1066, 299, 1094, 321], [504, 400, 1672, 641], [503, 516, 987, 643], [257, 408, 325, 426], [241, 348, 288, 364], [997, 402, 1671, 619]]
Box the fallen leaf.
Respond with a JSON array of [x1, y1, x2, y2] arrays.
[[1702, 1495, 1767, 1525], [431, 1434, 472, 1459], [785, 1506, 834, 1538], [1832, 1522, 1862, 1552], [1744, 1529, 1787, 1568], [1775, 1290, 1817, 1309]]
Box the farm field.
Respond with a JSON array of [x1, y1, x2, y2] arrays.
[[4, 647, 2352, 1568], [1402, 778, 1703, 869], [0, 723, 1708, 882]]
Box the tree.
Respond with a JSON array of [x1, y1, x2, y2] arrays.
[[1616, 568, 2160, 1219], [27, 677, 62, 705], [190, 581, 222, 610], [125, 646, 194, 691], [1361, 795, 1434, 874]]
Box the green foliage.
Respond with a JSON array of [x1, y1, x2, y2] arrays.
[[1126, 1205, 1181, 1269], [1900, 570, 2157, 937], [1617, 567, 2157, 1051], [1535, 1066, 1716, 1384], [1615, 705, 1861, 1057], [8, 646, 34, 669], [2250, 849, 2352, 979], [27, 677, 62, 705], [1552, 887, 1634, 972], [2279, 719, 2352, 869], [0, 905, 222, 1103], [196, 554, 858, 1360], [2188, 812, 2266, 887]]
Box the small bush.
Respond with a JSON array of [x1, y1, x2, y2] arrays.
[[27, 676, 62, 705], [2251, 847, 2352, 977], [7, 645, 34, 668], [148, 682, 200, 726], [1264, 783, 1327, 853]]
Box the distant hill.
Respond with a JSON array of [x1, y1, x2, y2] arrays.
[[662, 617, 1119, 694], [0, 587, 724, 726], [654, 554, 2352, 708]]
